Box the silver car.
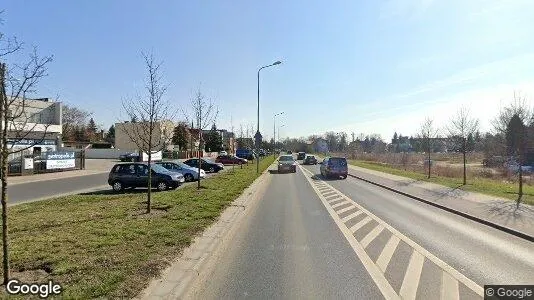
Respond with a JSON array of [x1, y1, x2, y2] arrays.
[[156, 160, 206, 182]]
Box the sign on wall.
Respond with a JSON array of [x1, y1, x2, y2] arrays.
[[45, 151, 76, 169], [24, 158, 34, 170]]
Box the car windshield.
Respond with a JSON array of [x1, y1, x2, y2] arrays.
[[279, 156, 293, 162]]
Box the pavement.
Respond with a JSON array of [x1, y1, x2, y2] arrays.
[[345, 164, 534, 238], [142, 160, 534, 299]]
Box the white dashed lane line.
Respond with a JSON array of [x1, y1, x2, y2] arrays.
[[299, 165, 483, 300]]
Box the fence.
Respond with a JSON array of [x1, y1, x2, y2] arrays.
[[6, 150, 86, 176]]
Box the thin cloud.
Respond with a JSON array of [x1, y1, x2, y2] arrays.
[[379, 0, 435, 20]]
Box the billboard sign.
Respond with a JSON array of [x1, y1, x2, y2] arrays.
[[141, 151, 162, 162], [46, 151, 76, 169]]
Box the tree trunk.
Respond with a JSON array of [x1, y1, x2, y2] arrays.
[[0, 63, 9, 284], [427, 142, 431, 179], [518, 156, 523, 209], [147, 150, 152, 214], [463, 137, 467, 185], [197, 125, 201, 189]]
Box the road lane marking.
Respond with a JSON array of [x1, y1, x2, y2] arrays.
[[441, 271, 460, 300], [341, 210, 363, 222], [336, 205, 356, 215], [299, 167, 400, 300], [349, 216, 372, 233], [376, 235, 400, 273], [325, 194, 342, 200], [298, 165, 484, 299], [360, 224, 384, 248], [399, 250, 425, 300], [331, 201, 350, 209], [322, 191, 337, 197]]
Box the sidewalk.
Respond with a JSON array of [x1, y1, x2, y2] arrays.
[[7, 169, 109, 185], [347, 164, 534, 238]]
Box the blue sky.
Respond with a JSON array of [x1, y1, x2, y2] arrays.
[[3, 0, 534, 142]]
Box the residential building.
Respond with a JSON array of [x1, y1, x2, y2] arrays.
[[114, 120, 175, 152], [4, 97, 62, 159]]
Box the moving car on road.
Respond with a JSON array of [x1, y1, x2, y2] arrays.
[[303, 155, 318, 165], [155, 160, 206, 182], [297, 152, 306, 160], [277, 155, 297, 173], [183, 158, 224, 173], [108, 162, 185, 192], [320, 157, 348, 179], [215, 155, 247, 165]]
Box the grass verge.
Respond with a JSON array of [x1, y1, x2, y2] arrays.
[[0, 156, 275, 299], [349, 160, 534, 205]]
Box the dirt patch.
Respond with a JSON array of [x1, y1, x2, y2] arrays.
[[129, 209, 168, 219], [10, 269, 50, 283]]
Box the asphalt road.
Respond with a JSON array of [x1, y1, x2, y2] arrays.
[[7, 166, 229, 206], [7, 172, 110, 205], [195, 161, 534, 299]]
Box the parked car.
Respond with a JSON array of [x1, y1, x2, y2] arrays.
[[504, 160, 534, 174], [219, 151, 228, 156], [236, 148, 255, 160], [155, 160, 205, 182], [183, 158, 224, 173], [303, 155, 317, 165], [320, 157, 348, 179], [259, 149, 266, 157], [297, 152, 306, 160], [277, 155, 297, 173], [286, 150, 292, 154], [215, 155, 247, 165], [119, 152, 140, 162], [108, 162, 185, 192]]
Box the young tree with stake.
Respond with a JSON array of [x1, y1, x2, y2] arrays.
[[447, 107, 479, 185], [121, 52, 173, 214]]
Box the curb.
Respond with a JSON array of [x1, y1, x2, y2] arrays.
[[347, 173, 534, 243]]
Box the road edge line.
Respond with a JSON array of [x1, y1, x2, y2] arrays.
[[348, 173, 534, 243]]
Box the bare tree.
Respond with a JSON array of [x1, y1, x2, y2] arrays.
[[418, 117, 439, 179], [121, 52, 172, 214], [1, 23, 53, 283], [62, 104, 92, 140], [184, 88, 218, 189], [493, 92, 534, 207], [447, 107, 479, 185]]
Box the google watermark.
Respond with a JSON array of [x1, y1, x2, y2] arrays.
[[485, 285, 534, 300], [5, 279, 62, 298]]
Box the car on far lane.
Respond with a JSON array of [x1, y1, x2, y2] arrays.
[[155, 160, 206, 182], [277, 155, 297, 173], [215, 155, 247, 165], [319, 157, 348, 179], [303, 155, 318, 165], [297, 152, 306, 160], [183, 158, 224, 173], [108, 162, 185, 192]]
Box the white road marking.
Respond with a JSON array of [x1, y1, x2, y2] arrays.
[[322, 191, 337, 197], [441, 271, 459, 300], [360, 224, 384, 248], [331, 201, 350, 209], [349, 216, 372, 233], [298, 165, 484, 299], [341, 210, 363, 222], [399, 250, 425, 300], [325, 194, 342, 200], [336, 205, 356, 215], [298, 166, 400, 300], [376, 235, 400, 273]]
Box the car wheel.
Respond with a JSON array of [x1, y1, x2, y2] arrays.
[[209, 167, 215, 173], [130, 157, 136, 162], [157, 181, 168, 191], [112, 181, 124, 192], [342, 175, 347, 179], [184, 173, 194, 182]]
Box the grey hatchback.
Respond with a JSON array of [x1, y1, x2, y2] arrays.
[[319, 157, 348, 179]]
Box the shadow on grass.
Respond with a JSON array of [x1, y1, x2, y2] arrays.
[[79, 188, 168, 196], [504, 191, 534, 197]]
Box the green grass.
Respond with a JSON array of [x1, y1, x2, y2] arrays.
[[349, 160, 534, 205], [0, 156, 275, 299]]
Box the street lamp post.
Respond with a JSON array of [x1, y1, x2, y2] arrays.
[[256, 60, 282, 174], [273, 111, 284, 157], [278, 124, 285, 149]]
